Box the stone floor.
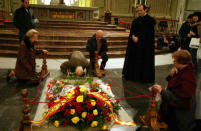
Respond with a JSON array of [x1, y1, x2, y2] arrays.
[[0, 56, 201, 131]]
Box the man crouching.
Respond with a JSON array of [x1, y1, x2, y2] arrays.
[[86, 30, 108, 75], [60, 51, 90, 76]]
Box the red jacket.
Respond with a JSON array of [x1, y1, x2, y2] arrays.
[[159, 64, 196, 122], [167, 64, 196, 108]]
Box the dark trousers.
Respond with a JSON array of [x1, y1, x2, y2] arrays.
[[19, 31, 25, 42], [181, 38, 191, 52], [90, 52, 108, 70], [190, 48, 198, 73]]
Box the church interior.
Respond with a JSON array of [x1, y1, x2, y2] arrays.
[[0, 0, 201, 131]]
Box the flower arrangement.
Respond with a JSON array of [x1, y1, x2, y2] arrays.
[[44, 79, 121, 130]]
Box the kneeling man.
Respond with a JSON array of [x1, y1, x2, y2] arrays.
[[60, 51, 90, 76], [86, 30, 108, 73]]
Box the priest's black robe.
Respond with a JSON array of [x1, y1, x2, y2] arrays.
[[122, 14, 156, 83]]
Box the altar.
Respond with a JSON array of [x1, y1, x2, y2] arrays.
[[30, 4, 99, 21]]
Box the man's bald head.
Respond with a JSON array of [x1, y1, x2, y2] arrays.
[[96, 30, 103, 41]]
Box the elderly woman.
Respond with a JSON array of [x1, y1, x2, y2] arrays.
[[7, 29, 48, 85], [152, 50, 196, 131]]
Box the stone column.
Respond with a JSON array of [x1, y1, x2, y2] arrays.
[[176, 0, 187, 29]]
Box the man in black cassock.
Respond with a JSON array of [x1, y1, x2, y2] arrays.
[[122, 5, 156, 83]]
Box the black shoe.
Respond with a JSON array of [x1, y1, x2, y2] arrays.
[[6, 70, 12, 82]]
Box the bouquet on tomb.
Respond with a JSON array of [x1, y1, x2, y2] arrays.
[[42, 78, 121, 130]]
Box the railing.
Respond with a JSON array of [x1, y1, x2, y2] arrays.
[[111, 16, 179, 35], [0, 11, 12, 22]]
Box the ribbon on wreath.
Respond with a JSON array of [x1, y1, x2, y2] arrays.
[[88, 92, 136, 126], [31, 89, 76, 124], [32, 90, 135, 126]]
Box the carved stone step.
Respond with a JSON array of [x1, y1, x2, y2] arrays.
[[0, 50, 126, 58], [0, 43, 127, 52]]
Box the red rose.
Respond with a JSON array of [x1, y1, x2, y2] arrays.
[[88, 94, 94, 98], [116, 99, 120, 103], [87, 113, 94, 121], [63, 120, 68, 126], [60, 105, 65, 111], [107, 116, 112, 121], [102, 110, 108, 115], [90, 89, 95, 92], [75, 86, 80, 91], [66, 102, 71, 106], [97, 101, 104, 108], [86, 102, 93, 110], [74, 91, 78, 98], [64, 109, 71, 116], [76, 105, 83, 114], [60, 80, 64, 84], [72, 102, 76, 106], [107, 83, 112, 87], [48, 102, 55, 108], [59, 96, 66, 100]]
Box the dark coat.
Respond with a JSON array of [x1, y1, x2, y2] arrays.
[[15, 37, 42, 80], [13, 6, 35, 34], [179, 21, 191, 50], [60, 51, 89, 74], [159, 64, 197, 131], [122, 14, 156, 83], [86, 34, 108, 56]]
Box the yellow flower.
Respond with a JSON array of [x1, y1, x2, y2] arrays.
[[91, 121, 98, 127], [76, 95, 84, 103], [66, 92, 73, 98], [60, 83, 64, 88], [54, 120, 60, 127], [70, 90, 75, 94], [91, 100, 96, 106], [93, 109, 98, 116], [80, 87, 86, 93], [70, 109, 76, 115], [81, 112, 87, 118], [55, 99, 60, 103], [42, 112, 47, 118], [109, 114, 113, 117], [102, 125, 108, 130], [71, 117, 80, 124]]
